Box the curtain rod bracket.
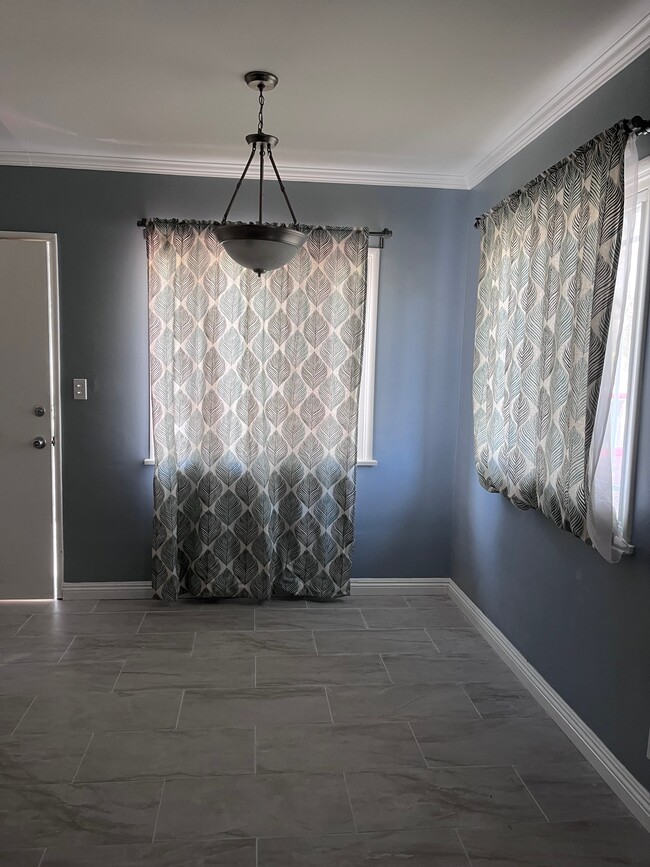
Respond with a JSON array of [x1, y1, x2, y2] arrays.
[[626, 115, 650, 136]]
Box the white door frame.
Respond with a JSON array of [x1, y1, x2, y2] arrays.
[[0, 232, 63, 599]]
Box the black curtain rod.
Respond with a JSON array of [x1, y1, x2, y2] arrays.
[[473, 116, 650, 229], [136, 217, 391, 242]]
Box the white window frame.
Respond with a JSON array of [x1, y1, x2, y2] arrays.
[[356, 247, 380, 466], [145, 247, 381, 467], [615, 156, 650, 542]]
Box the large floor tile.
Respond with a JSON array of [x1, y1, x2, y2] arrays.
[[515, 761, 631, 822], [178, 686, 331, 728], [256, 722, 425, 773], [382, 652, 515, 684], [0, 635, 74, 665], [17, 613, 145, 636], [192, 629, 316, 659], [256, 653, 390, 687], [0, 695, 36, 735], [403, 596, 461, 608], [0, 850, 44, 866], [0, 614, 33, 629], [313, 628, 434, 655], [362, 607, 469, 629], [426, 626, 495, 655], [412, 715, 580, 768], [15, 689, 183, 734], [41, 838, 256, 866], [115, 654, 254, 691], [258, 828, 469, 866], [0, 615, 33, 638], [0, 601, 95, 615], [91, 599, 198, 613], [345, 766, 545, 832], [0, 661, 122, 695], [139, 609, 254, 633], [306, 595, 409, 608], [458, 816, 650, 866], [156, 772, 354, 840], [0, 732, 91, 784], [75, 727, 254, 782], [326, 682, 481, 723], [254, 608, 367, 631], [60, 632, 196, 662], [461, 680, 546, 718], [0, 780, 163, 847]]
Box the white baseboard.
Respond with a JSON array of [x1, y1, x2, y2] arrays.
[[61, 577, 450, 600], [62, 582, 153, 600], [352, 577, 450, 594], [448, 580, 650, 833]]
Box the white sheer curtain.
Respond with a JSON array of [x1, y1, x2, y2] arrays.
[[587, 138, 639, 562]]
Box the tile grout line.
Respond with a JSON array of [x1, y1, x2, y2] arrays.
[[10, 695, 37, 736], [312, 629, 319, 655], [378, 654, 394, 684], [55, 635, 77, 664], [255, 836, 259, 867], [13, 614, 34, 635], [359, 610, 370, 630], [189, 631, 197, 658], [458, 682, 484, 719], [36, 848, 47, 867], [454, 828, 474, 865], [89, 600, 99, 613], [254, 655, 257, 687], [512, 765, 551, 822], [71, 732, 94, 784], [254, 724, 257, 774], [151, 779, 166, 843], [136, 613, 148, 634], [342, 772, 359, 833], [323, 686, 335, 724], [111, 659, 127, 692], [174, 690, 185, 731], [407, 720, 429, 768]]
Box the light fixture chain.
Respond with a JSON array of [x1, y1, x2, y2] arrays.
[[258, 85, 265, 133]]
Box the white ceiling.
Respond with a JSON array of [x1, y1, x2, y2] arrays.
[[1, 0, 649, 188]]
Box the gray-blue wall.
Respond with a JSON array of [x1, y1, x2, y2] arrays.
[[0, 168, 468, 583], [451, 49, 650, 788]]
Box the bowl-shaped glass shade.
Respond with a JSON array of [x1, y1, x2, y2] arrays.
[[215, 224, 308, 275]]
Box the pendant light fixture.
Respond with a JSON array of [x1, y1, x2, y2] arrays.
[[215, 71, 308, 276]]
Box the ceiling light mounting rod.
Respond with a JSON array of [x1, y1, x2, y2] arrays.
[[212, 70, 309, 275]]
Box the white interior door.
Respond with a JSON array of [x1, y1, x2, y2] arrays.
[[0, 234, 62, 599]]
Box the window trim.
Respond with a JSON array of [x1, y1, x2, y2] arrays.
[[145, 246, 381, 467], [616, 155, 650, 543]]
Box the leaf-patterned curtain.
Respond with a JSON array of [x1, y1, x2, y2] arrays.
[[146, 220, 368, 601], [473, 122, 629, 543]]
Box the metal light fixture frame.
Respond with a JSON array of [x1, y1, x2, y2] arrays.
[[215, 71, 307, 275]]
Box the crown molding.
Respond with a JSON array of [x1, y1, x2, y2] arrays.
[[465, 13, 650, 189], [1, 15, 648, 192], [0, 149, 468, 189]]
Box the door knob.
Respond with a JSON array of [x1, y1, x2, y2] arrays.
[[34, 406, 46, 417], [32, 437, 47, 449]]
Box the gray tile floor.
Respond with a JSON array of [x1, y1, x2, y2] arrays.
[[0, 592, 647, 865]]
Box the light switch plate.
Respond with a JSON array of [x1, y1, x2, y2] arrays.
[[73, 378, 87, 400]]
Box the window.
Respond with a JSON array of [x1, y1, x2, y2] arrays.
[[357, 247, 380, 465], [146, 247, 380, 466], [604, 156, 650, 544]]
